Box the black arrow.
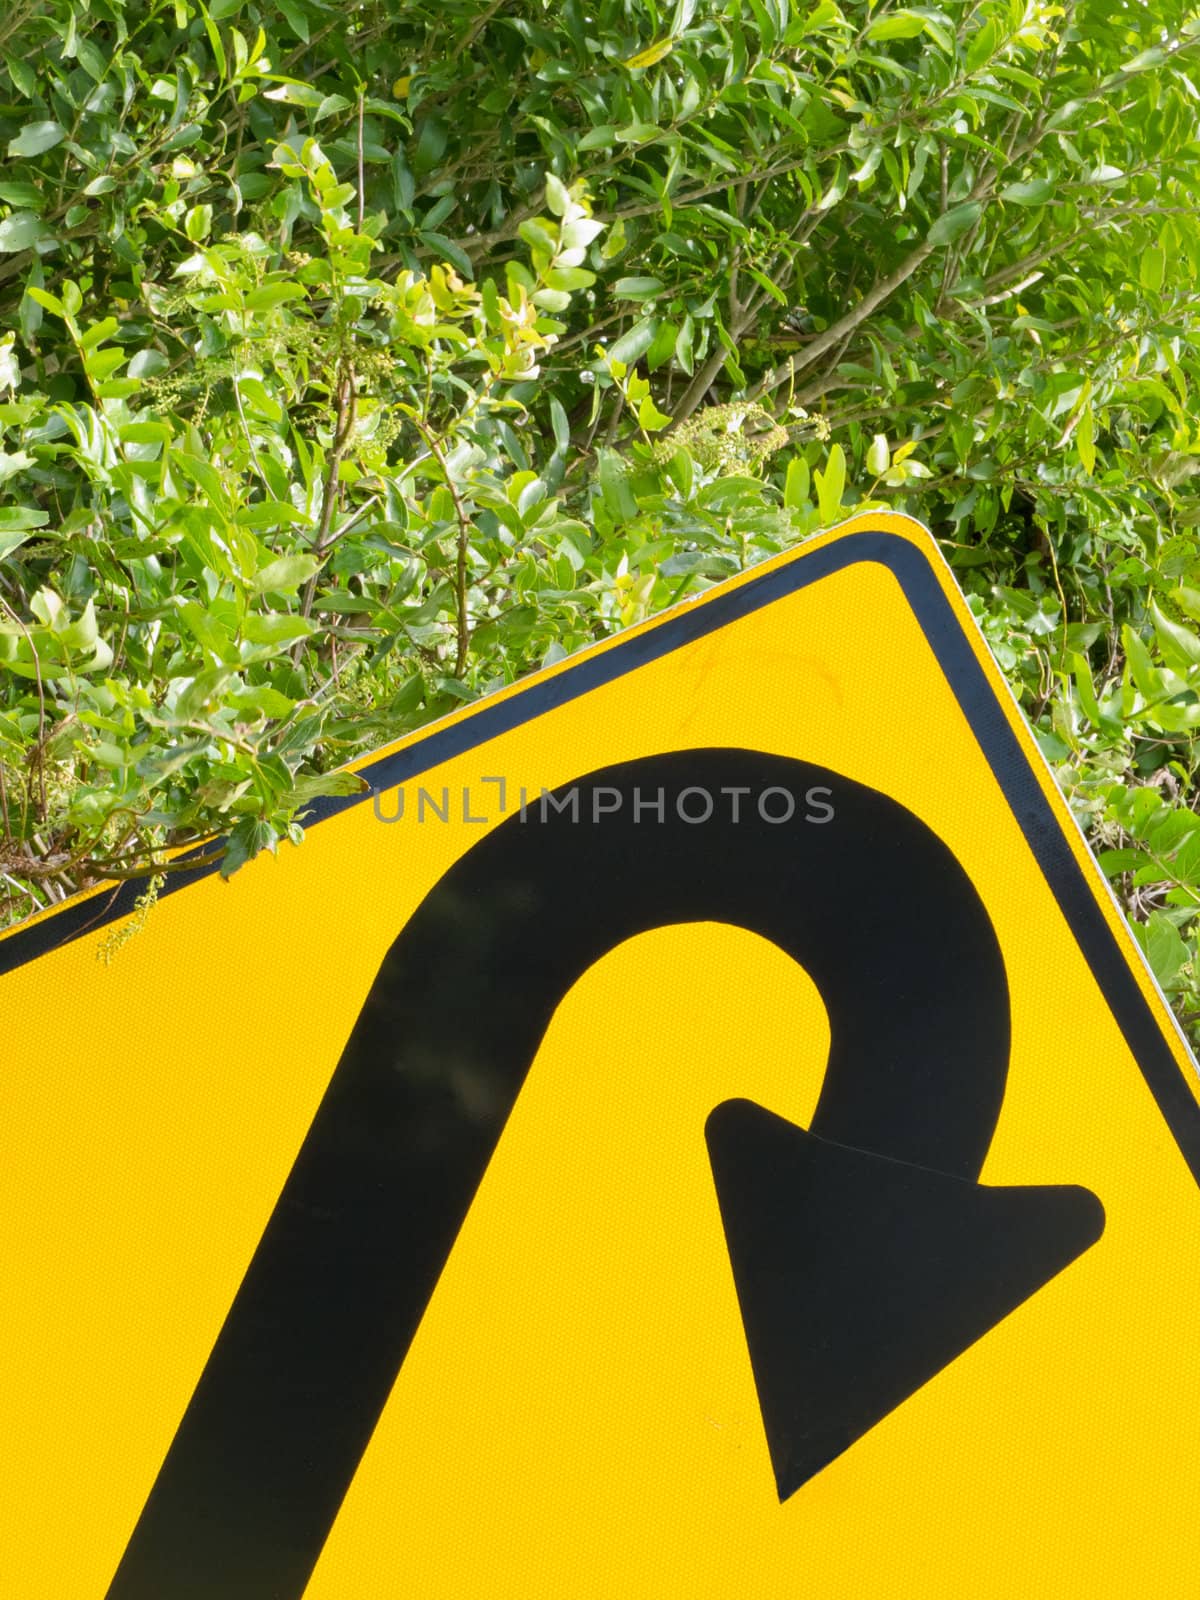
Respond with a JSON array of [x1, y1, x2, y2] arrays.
[[705, 1100, 1103, 1498], [107, 748, 1103, 1600]]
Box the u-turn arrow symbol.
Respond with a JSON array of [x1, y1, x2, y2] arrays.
[[108, 748, 1104, 1600]]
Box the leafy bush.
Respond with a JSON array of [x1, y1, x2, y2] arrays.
[[2, 0, 1200, 1033]]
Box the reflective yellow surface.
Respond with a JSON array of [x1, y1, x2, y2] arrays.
[[1, 514, 1198, 1597]]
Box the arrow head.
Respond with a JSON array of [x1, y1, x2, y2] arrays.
[[705, 1098, 1105, 1501]]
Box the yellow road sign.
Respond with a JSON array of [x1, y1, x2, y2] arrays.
[[3, 512, 1200, 1599]]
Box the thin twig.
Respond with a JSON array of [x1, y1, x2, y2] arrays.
[[2, 871, 44, 909], [410, 416, 474, 677], [462, 0, 507, 54], [89, 848, 229, 881], [0, 595, 47, 822], [356, 89, 366, 233], [296, 363, 358, 641]]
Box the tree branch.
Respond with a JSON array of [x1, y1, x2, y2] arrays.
[[748, 237, 937, 401]]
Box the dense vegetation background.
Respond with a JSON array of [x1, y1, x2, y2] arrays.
[[2, 0, 1200, 1029]]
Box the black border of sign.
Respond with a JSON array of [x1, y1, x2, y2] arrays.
[[5, 528, 1200, 1176]]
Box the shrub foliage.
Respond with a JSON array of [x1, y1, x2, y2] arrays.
[[3, 0, 1200, 1029]]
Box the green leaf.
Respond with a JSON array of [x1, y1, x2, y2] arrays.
[[866, 434, 890, 475], [230, 684, 295, 719], [1097, 847, 1148, 877], [966, 17, 998, 71], [613, 276, 665, 300], [0, 506, 49, 531], [865, 10, 928, 41], [1117, 46, 1167, 77], [1122, 623, 1161, 698], [1133, 910, 1190, 991], [172, 450, 231, 515], [24, 285, 62, 317], [577, 126, 616, 152], [816, 161, 846, 212], [242, 613, 317, 645], [265, 81, 324, 109], [518, 218, 557, 258], [1140, 245, 1166, 294], [623, 37, 675, 69], [1151, 601, 1200, 670], [544, 266, 596, 292], [288, 768, 369, 803], [543, 173, 570, 218], [785, 0, 840, 42], [238, 375, 284, 421], [608, 318, 658, 365], [1171, 830, 1200, 886], [315, 93, 352, 124], [927, 202, 982, 248], [2, 51, 37, 98], [250, 553, 322, 594], [999, 179, 1054, 206], [85, 348, 127, 383], [614, 122, 661, 144], [746, 266, 787, 306], [18, 257, 43, 343], [660, 551, 737, 578], [637, 395, 672, 432], [91, 742, 129, 771], [7, 121, 65, 157], [120, 421, 172, 447], [598, 450, 639, 522], [0, 212, 44, 253], [421, 231, 475, 279], [0, 448, 31, 484], [665, 448, 693, 499], [1071, 652, 1118, 733], [850, 145, 883, 186], [278, 0, 309, 39], [1076, 403, 1095, 476], [244, 282, 307, 311], [784, 455, 810, 510], [549, 396, 571, 454], [412, 115, 449, 176], [128, 350, 168, 379], [0, 183, 42, 209], [202, 4, 228, 81], [185, 204, 213, 242], [220, 816, 278, 878], [81, 317, 119, 351], [814, 442, 846, 524], [0, 528, 35, 560], [645, 319, 679, 371]]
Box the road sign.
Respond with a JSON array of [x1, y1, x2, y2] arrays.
[[3, 512, 1200, 1599]]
